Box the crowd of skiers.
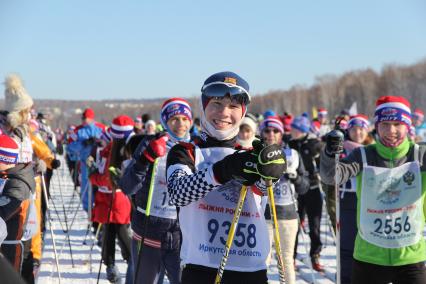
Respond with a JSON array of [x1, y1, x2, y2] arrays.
[[1, 71, 426, 284], [0, 74, 62, 284]]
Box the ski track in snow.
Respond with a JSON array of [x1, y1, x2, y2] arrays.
[[39, 155, 426, 284]]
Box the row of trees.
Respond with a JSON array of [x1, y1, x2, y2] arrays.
[[249, 59, 426, 118], [2, 59, 425, 129]]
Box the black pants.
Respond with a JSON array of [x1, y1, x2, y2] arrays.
[[133, 239, 181, 284], [340, 192, 357, 284], [352, 259, 426, 284], [181, 264, 268, 284], [21, 240, 35, 284], [295, 188, 323, 257], [0, 254, 26, 284], [102, 223, 131, 266]]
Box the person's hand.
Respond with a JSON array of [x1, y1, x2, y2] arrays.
[[213, 150, 260, 185], [142, 132, 169, 163], [36, 160, 46, 173], [256, 144, 287, 181], [325, 130, 344, 157]]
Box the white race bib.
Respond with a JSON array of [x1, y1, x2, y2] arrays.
[[22, 193, 38, 241], [179, 147, 269, 271], [359, 147, 424, 248], [149, 156, 177, 219], [273, 148, 298, 206]]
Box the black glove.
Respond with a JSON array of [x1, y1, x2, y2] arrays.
[[213, 150, 260, 185], [256, 144, 287, 181], [325, 130, 344, 157], [83, 137, 96, 146], [51, 159, 61, 169]]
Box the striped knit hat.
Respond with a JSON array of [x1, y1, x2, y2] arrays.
[[110, 115, 135, 139], [260, 116, 284, 133], [413, 108, 424, 122], [160, 98, 192, 142], [310, 120, 321, 136], [160, 98, 192, 127], [0, 134, 19, 165], [317, 108, 328, 118], [374, 96, 411, 128], [348, 114, 370, 130]]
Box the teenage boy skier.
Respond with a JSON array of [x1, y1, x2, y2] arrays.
[[321, 96, 426, 284], [166, 72, 286, 284]]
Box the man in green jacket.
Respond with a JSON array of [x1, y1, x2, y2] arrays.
[[320, 96, 426, 284]]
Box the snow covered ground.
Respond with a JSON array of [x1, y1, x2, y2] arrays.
[[38, 157, 337, 284]]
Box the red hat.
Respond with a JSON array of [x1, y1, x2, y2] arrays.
[[413, 108, 424, 121], [110, 115, 135, 139], [83, 108, 95, 119], [282, 114, 293, 132], [374, 96, 411, 127], [310, 120, 321, 136], [0, 135, 19, 164]]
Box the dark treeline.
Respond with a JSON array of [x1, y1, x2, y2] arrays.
[[1, 59, 425, 129], [249, 59, 426, 118]]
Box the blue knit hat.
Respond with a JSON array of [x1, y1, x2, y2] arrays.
[[291, 115, 311, 133]]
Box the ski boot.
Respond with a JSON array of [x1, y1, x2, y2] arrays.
[[311, 254, 325, 272], [106, 264, 121, 283]]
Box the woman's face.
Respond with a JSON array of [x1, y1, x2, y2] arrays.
[[146, 124, 156, 134], [238, 124, 254, 141], [21, 108, 32, 124], [167, 115, 191, 138], [262, 127, 283, 145], [348, 126, 368, 144], [205, 97, 243, 131]]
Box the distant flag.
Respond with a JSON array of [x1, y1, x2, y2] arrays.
[[312, 107, 318, 119], [348, 102, 357, 116]]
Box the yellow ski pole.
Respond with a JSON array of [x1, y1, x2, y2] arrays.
[[266, 179, 286, 284], [214, 185, 248, 284]]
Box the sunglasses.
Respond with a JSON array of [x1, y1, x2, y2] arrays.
[[263, 128, 280, 134], [201, 82, 251, 105]]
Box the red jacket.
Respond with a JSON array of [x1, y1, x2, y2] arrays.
[[89, 143, 131, 224]]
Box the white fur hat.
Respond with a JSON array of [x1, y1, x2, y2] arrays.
[[241, 115, 257, 133], [4, 74, 33, 113]]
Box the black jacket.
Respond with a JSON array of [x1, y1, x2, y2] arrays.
[[288, 133, 323, 187], [0, 163, 35, 221]]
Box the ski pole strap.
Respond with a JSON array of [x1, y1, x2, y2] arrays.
[[146, 158, 159, 217]]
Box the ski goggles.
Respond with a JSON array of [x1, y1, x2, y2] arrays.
[[201, 82, 251, 105]]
